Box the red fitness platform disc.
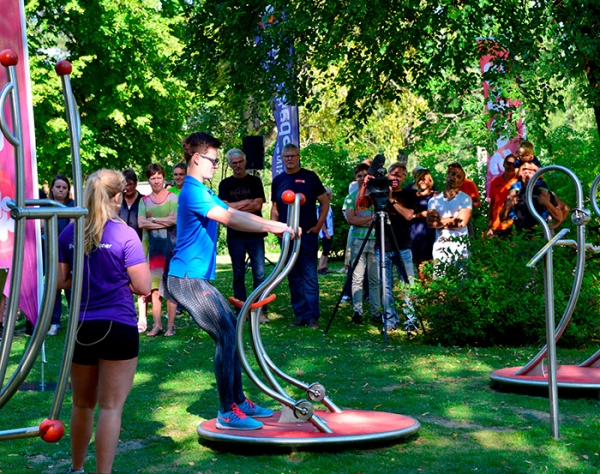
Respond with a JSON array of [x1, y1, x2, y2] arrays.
[[491, 365, 600, 390], [198, 409, 420, 446]]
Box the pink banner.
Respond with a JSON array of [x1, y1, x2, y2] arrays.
[[1, 0, 40, 324], [478, 39, 526, 195]]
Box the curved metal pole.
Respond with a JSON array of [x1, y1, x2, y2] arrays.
[[246, 197, 342, 413], [520, 165, 586, 440], [235, 195, 302, 403], [50, 70, 86, 420], [0, 60, 26, 389], [234, 198, 297, 399], [234, 195, 333, 433], [517, 166, 587, 376], [0, 217, 58, 410], [579, 174, 600, 368]]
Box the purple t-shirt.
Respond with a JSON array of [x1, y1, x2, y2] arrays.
[[58, 220, 147, 326]]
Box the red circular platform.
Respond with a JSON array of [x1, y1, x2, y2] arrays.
[[198, 409, 420, 446], [491, 365, 600, 390]]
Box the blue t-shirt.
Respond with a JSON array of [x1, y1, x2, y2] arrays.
[[169, 175, 228, 280], [58, 219, 146, 327]]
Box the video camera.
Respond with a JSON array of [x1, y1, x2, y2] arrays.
[[366, 154, 392, 210]]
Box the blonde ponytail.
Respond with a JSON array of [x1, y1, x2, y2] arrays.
[[83, 170, 125, 254]]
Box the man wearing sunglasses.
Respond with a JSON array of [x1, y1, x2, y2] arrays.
[[168, 132, 295, 431]]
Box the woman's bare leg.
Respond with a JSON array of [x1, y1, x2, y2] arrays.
[[70, 363, 99, 471], [150, 290, 162, 330], [137, 296, 147, 330], [95, 357, 137, 473], [166, 300, 177, 331]]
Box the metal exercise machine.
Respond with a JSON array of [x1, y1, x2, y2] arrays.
[[0, 51, 87, 442], [489, 165, 600, 439], [197, 190, 420, 446]]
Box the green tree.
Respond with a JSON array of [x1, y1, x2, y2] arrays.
[[183, 1, 600, 142], [26, 0, 191, 181]]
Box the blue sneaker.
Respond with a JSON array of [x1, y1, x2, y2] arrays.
[[216, 403, 263, 430], [237, 398, 274, 418]]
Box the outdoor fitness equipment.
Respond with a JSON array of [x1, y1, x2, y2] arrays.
[[489, 165, 600, 439], [197, 190, 420, 447], [0, 52, 87, 441]]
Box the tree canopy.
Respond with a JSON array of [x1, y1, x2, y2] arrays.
[[26, 0, 191, 180], [184, 0, 600, 140]]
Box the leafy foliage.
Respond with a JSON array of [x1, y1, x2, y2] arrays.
[[411, 232, 600, 348], [184, 0, 600, 145], [26, 0, 191, 182]]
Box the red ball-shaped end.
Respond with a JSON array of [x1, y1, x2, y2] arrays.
[[281, 190, 296, 205], [297, 193, 306, 205], [55, 60, 72, 76], [39, 418, 65, 443], [0, 49, 18, 67]]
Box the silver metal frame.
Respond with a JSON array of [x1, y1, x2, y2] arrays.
[[0, 55, 87, 441], [200, 190, 420, 445], [489, 165, 600, 440], [234, 193, 335, 433]]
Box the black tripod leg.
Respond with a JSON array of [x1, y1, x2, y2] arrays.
[[324, 220, 377, 333]]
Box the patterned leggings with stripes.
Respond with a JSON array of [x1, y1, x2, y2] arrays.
[[167, 276, 246, 413]]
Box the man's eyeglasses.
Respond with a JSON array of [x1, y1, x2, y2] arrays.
[[197, 153, 219, 167], [229, 160, 245, 167]]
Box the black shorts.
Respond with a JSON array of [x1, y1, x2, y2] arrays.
[[320, 237, 332, 257], [72, 320, 139, 365]]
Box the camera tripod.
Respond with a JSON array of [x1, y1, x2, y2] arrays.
[[325, 202, 412, 343]]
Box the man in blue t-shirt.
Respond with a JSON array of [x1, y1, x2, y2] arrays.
[[271, 144, 329, 329], [167, 132, 294, 431]]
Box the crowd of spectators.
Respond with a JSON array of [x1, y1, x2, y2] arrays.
[[29, 138, 568, 341]]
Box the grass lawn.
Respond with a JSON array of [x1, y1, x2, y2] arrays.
[[1, 258, 599, 473]]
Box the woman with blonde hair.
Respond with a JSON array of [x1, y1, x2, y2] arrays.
[[58, 169, 151, 474]]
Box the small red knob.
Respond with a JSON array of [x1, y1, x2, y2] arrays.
[[281, 190, 295, 205], [39, 418, 65, 443], [0, 50, 18, 67], [297, 193, 306, 205], [55, 60, 72, 76]]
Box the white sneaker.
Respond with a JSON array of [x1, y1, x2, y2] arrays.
[[47, 324, 59, 336]]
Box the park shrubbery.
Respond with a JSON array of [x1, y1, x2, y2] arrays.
[[409, 230, 600, 348]]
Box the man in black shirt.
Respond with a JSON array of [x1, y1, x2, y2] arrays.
[[271, 144, 329, 329], [119, 169, 144, 240], [374, 163, 416, 332], [218, 149, 268, 321]]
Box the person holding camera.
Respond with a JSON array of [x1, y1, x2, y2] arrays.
[[499, 161, 562, 232], [374, 163, 416, 332], [343, 163, 381, 325]]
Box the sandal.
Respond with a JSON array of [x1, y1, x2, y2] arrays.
[[165, 326, 176, 337], [137, 320, 147, 333], [147, 326, 163, 337]]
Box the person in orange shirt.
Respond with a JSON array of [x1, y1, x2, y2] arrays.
[[487, 154, 517, 237]]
